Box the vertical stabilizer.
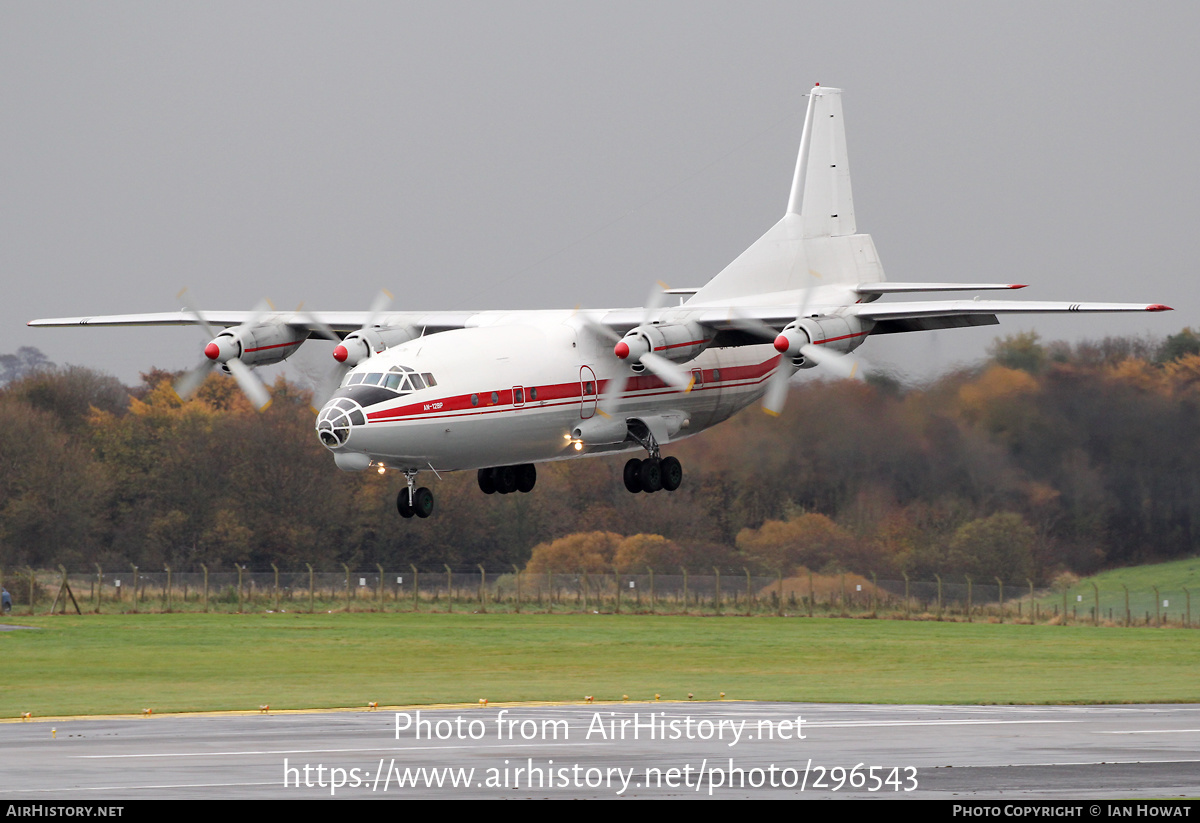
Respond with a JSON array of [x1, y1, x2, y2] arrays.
[[687, 86, 882, 306], [787, 86, 856, 238]]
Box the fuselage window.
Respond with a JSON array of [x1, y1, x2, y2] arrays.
[[384, 373, 403, 391], [471, 393, 479, 406], [513, 387, 524, 404], [490, 391, 499, 405], [422, 373, 437, 387], [530, 386, 538, 400], [348, 373, 366, 386], [410, 374, 426, 390], [364, 373, 384, 386], [583, 381, 595, 396]]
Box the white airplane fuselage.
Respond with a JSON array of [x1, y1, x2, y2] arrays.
[[321, 311, 782, 472]]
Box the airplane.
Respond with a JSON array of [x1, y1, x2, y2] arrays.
[[30, 85, 1171, 519]]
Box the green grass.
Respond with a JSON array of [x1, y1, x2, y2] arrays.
[[0, 612, 1197, 717], [1035, 557, 1200, 623]]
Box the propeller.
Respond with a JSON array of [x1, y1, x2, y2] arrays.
[[578, 282, 694, 418], [729, 276, 864, 416], [173, 290, 273, 411], [301, 289, 394, 404]]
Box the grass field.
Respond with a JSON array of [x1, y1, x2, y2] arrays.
[[1, 612, 1197, 718]]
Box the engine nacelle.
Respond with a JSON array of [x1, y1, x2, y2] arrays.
[[571, 416, 630, 446], [614, 321, 710, 365], [205, 324, 309, 367], [333, 326, 418, 366], [773, 316, 873, 361]]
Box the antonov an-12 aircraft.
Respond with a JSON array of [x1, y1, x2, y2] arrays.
[[31, 86, 1171, 519]]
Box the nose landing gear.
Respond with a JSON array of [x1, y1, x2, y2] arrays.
[[396, 470, 434, 518]]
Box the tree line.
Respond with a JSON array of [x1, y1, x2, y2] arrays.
[[2, 328, 1199, 583]]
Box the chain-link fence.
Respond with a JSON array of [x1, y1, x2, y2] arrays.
[[1, 566, 1193, 627]]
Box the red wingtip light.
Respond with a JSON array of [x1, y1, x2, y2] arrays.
[[1146, 304, 1173, 312], [332, 345, 349, 362], [1009, 284, 1029, 289], [614, 340, 630, 360], [204, 342, 220, 361], [773, 335, 790, 354]]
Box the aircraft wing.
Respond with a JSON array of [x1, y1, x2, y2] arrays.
[[691, 299, 1171, 339], [27, 311, 478, 337]]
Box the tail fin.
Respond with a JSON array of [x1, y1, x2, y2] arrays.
[[688, 85, 883, 305], [788, 86, 856, 237]]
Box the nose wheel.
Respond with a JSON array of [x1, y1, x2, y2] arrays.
[[396, 471, 434, 518]]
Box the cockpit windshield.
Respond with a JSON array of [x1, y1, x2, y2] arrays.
[[343, 365, 437, 395]]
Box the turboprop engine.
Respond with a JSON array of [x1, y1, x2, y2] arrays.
[[614, 321, 710, 368], [332, 325, 419, 366], [205, 323, 309, 368], [772, 316, 873, 364]]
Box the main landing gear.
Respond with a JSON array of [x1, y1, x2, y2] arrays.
[[478, 464, 537, 495], [623, 455, 682, 493], [623, 426, 682, 494], [396, 470, 434, 518]]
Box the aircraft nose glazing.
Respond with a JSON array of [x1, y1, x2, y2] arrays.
[[315, 398, 366, 449]]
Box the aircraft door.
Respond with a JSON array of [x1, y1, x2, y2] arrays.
[[580, 366, 597, 419]]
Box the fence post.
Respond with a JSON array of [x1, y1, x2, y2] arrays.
[[514, 565, 521, 613], [713, 567, 721, 615], [342, 564, 351, 611], [582, 571, 588, 611], [130, 564, 138, 614], [1122, 584, 1129, 627], [870, 571, 878, 617], [238, 565, 245, 614], [840, 573, 846, 617], [478, 564, 486, 611], [1027, 579, 1034, 624], [376, 564, 384, 610], [966, 575, 972, 622], [412, 565, 420, 612], [682, 568, 690, 615], [95, 564, 103, 614], [995, 577, 1003, 624], [648, 567, 655, 614], [445, 565, 453, 612], [164, 565, 172, 613], [614, 567, 621, 614], [1154, 587, 1161, 627], [1092, 582, 1099, 626], [202, 564, 209, 613], [744, 567, 752, 616], [935, 574, 942, 621], [306, 564, 314, 614], [776, 569, 782, 617], [1185, 586, 1191, 628], [272, 563, 280, 612]]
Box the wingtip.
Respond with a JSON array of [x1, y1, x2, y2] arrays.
[[762, 407, 781, 418], [1146, 304, 1173, 312], [1009, 284, 1029, 289]]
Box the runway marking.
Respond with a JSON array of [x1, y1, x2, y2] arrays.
[[1094, 734, 1200, 739], [75, 741, 605, 759], [0, 781, 279, 794]]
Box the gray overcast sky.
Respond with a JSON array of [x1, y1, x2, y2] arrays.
[[3, 1, 1196, 387]]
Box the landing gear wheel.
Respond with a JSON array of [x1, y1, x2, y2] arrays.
[[516, 463, 537, 493], [478, 468, 496, 494], [396, 489, 415, 518], [495, 465, 518, 494], [660, 456, 682, 491], [413, 487, 435, 518], [623, 458, 643, 493], [639, 458, 662, 493]]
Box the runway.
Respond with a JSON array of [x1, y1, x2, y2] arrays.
[[2, 703, 1198, 799]]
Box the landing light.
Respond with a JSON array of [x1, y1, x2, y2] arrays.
[[573, 441, 583, 451], [377, 465, 386, 475]]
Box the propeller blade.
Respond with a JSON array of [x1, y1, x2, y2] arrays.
[[366, 289, 393, 329], [761, 357, 793, 417], [595, 370, 629, 419], [226, 358, 272, 411], [641, 352, 695, 392], [174, 359, 216, 402], [799, 343, 863, 380]]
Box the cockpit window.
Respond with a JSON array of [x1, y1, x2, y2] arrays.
[[342, 365, 437, 395]]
